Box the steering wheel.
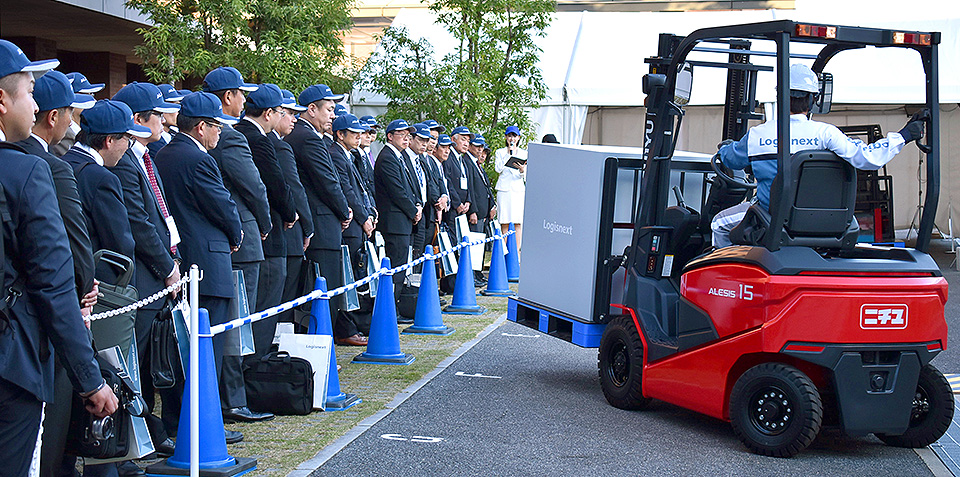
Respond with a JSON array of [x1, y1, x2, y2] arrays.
[[711, 151, 757, 189]]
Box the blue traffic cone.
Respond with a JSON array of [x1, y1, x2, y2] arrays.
[[482, 235, 514, 297], [308, 277, 360, 411], [146, 308, 256, 476], [443, 237, 486, 315], [353, 258, 415, 365], [403, 246, 455, 335], [506, 224, 520, 283]]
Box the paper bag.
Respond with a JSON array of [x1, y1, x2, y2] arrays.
[[341, 244, 360, 312], [278, 333, 332, 410], [364, 240, 380, 298], [224, 270, 255, 356], [437, 229, 458, 275], [466, 231, 486, 271]]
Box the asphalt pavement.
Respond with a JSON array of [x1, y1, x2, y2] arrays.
[[315, 319, 936, 476]]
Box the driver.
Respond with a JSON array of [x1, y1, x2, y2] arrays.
[[710, 63, 926, 247]]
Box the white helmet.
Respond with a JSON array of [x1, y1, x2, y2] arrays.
[[790, 64, 820, 94]]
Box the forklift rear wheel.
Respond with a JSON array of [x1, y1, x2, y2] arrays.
[[730, 363, 823, 457], [876, 364, 954, 448], [598, 315, 650, 410]]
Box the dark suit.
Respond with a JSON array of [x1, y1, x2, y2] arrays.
[[420, 153, 448, 246], [374, 144, 420, 289], [155, 133, 242, 380], [235, 119, 296, 361], [443, 150, 471, 230], [111, 146, 180, 437], [353, 148, 376, 207], [61, 146, 136, 284], [14, 135, 97, 475], [466, 152, 496, 233], [273, 132, 313, 327], [0, 142, 101, 475], [16, 136, 94, 299], [329, 141, 372, 338], [285, 121, 349, 314]]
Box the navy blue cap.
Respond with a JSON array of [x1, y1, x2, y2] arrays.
[[470, 134, 486, 146], [79, 99, 152, 138], [412, 123, 432, 139], [332, 114, 368, 133], [280, 89, 306, 112], [113, 82, 180, 114], [437, 134, 452, 146], [158, 84, 184, 102], [202, 67, 257, 92], [0, 40, 58, 80], [386, 119, 416, 134], [65, 72, 104, 94], [34, 71, 94, 111], [423, 119, 445, 132], [360, 115, 379, 129], [450, 126, 471, 137], [334, 104, 348, 117], [505, 125, 520, 136], [177, 89, 192, 97], [246, 83, 283, 109], [179, 92, 238, 125], [298, 84, 343, 106]]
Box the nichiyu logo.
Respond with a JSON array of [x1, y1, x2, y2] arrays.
[[860, 304, 908, 330]]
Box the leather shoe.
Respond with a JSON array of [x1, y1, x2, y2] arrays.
[[155, 437, 176, 457], [225, 429, 244, 444], [118, 461, 145, 476], [398, 316, 414, 324], [335, 333, 368, 346], [223, 406, 274, 423]]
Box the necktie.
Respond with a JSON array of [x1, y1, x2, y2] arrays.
[[143, 152, 176, 254], [367, 149, 374, 168]]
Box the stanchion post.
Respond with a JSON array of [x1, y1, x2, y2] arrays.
[[189, 265, 199, 477]]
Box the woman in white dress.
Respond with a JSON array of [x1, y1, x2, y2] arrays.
[[494, 125, 527, 246]]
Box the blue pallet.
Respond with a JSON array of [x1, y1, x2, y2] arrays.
[[507, 297, 605, 348]]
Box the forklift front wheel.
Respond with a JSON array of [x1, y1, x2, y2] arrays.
[[730, 363, 823, 457], [598, 315, 650, 410], [876, 364, 954, 448]]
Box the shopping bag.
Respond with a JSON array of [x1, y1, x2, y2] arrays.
[[364, 240, 380, 298], [455, 214, 470, 243], [171, 300, 190, 374], [224, 270, 255, 356], [341, 244, 360, 312], [466, 231, 486, 271], [277, 333, 332, 410], [84, 345, 155, 464], [437, 228, 458, 276]]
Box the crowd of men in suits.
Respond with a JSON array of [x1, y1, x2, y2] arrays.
[[0, 39, 501, 477]]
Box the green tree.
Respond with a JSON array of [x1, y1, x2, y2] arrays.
[[127, 0, 356, 92], [357, 0, 553, 144]]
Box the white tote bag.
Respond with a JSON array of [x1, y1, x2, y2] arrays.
[[278, 333, 332, 410]]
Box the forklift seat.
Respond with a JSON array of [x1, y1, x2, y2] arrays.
[[730, 150, 859, 250]]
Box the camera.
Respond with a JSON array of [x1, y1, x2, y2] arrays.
[[89, 415, 115, 442]]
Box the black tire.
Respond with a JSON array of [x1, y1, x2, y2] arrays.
[[729, 363, 823, 457], [598, 315, 650, 410], [876, 364, 954, 448]]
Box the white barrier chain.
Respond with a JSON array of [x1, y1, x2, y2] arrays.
[[203, 231, 514, 337], [85, 274, 193, 323]]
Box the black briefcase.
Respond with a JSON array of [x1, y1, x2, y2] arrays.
[[243, 351, 314, 415]]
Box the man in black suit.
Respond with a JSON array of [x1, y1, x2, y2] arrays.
[[61, 100, 145, 285], [443, 126, 473, 232], [374, 119, 421, 295], [407, 123, 436, 261], [154, 92, 248, 443], [465, 134, 497, 234], [420, 122, 450, 249], [285, 84, 351, 322], [275, 90, 313, 326], [110, 81, 183, 448], [0, 42, 117, 476], [329, 114, 375, 346], [355, 116, 379, 201], [203, 67, 272, 422], [234, 83, 297, 361]]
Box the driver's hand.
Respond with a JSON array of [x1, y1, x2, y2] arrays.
[[717, 138, 735, 150]]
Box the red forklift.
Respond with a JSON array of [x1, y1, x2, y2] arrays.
[[508, 20, 952, 457]]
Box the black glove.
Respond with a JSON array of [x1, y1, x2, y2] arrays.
[[899, 120, 924, 143], [717, 138, 735, 150]]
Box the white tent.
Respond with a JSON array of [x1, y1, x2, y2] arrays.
[[351, 0, 960, 144]]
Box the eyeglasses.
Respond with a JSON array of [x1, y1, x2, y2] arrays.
[[203, 121, 223, 131]]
